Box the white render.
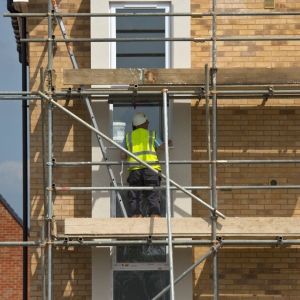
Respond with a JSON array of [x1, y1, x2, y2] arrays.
[[91, 1, 191, 299]]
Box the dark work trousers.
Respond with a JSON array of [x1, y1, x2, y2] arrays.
[[127, 168, 161, 216]]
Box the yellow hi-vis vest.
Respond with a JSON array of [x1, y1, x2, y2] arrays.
[[125, 128, 161, 172]]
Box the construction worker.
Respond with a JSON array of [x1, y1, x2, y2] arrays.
[[120, 112, 172, 218]]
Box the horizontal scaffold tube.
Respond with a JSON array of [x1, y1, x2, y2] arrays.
[[0, 242, 41, 246], [2, 89, 299, 100], [20, 36, 300, 43], [5, 11, 300, 18], [52, 159, 300, 166], [22, 37, 205, 42], [53, 90, 300, 96], [1, 240, 300, 247], [51, 185, 300, 191], [0, 97, 41, 100], [4, 12, 204, 17]]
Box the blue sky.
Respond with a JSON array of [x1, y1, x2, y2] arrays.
[[0, 3, 23, 219]]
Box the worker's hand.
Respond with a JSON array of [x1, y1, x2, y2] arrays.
[[120, 150, 127, 160], [158, 140, 172, 151]]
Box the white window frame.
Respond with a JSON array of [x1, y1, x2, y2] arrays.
[[109, 2, 172, 147], [109, 2, 171, 69], [110, 189, 170, 269], [110, 188, 170, 299]]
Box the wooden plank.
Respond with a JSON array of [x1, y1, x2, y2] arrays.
[[64, 217, 300, 239], [64, 68, 199, 85], [63, 68, 300, 85]]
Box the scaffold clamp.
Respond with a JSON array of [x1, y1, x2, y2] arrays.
[[194, 38, 206, 43], [133, 84, 138, 108], [51, 10, 58, 25], [51, 35, 57, 49], [147, 235, 153, 246]]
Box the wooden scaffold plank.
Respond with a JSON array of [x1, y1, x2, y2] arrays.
[[63, 68, 300, 86], [64, 217, 300, 239]]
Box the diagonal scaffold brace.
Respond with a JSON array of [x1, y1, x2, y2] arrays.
[[50, 0, 128, 217], [38, 91, 227, 220]]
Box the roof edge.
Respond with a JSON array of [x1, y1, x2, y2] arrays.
[[0, 193, 23, 228]]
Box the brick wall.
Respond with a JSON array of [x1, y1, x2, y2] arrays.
[[26, 0, 300, 298], [0, 201, 25, 299], [29, 0, 92, 299], [191, 0, 300, 298], [191, 0, 300, 68], [192, 106, 300, 298]]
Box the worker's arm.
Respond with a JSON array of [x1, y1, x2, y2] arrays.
[[157, 140, 172, 151], [120, 137, 127, 160]]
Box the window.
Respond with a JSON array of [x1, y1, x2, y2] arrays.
[[91, 0, 192, 298], [111, 189, 168, 263], [109, 3, 172, 299], [113, 271, 170, 300], [111, 189, 170, 299], [110, 2, 171, 145]]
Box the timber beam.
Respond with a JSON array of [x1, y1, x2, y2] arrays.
[[64, 217, 300, 239], [63, 68, 300, 86]]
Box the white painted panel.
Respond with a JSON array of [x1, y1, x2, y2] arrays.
[[91, 1, 191, 299]]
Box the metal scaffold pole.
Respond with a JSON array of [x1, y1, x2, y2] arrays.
[[211, 0, 219, 298], [47, 0, 54, 298], [40, 226, 46, 300], [162, 89, 175, 299], [51, 0, 128, 217], [205, 64, 213, 209], [152, 243, 222, 300]]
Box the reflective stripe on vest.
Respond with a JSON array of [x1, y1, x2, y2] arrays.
[[125, 128, 161, 172]]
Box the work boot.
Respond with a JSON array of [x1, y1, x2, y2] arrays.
[[150, 214, 161, 218], [132, 214, 143, 218]]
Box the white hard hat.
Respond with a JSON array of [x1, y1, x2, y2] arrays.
[[132, 112, 148, 126]]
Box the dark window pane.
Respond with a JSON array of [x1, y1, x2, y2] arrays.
[[116, 9, 165, 69], [116, 9, 165, 30], [113, 270, 170, 300], [116, 243, 167, 263], [116, 57, 165, 68], [116, 34, 165, 55], [115, 190, 167, 263]]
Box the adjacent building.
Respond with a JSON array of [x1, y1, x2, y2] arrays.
[[5, 0, 300, 298]]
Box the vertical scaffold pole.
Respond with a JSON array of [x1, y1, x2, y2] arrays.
[[211, 0, 219, 299], [205, 64, 212, 207], [47, 96, 53, 300], [162, 89, 175, 299], [40, 66, 47, 300], [40, 225, 46, 300], [47, 0, 53, 298], [21, 15, 28, 300], [40, 67, 48, 234]]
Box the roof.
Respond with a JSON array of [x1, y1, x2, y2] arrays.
[[0, 193, 23, 228], [7, 0, 22, 64]]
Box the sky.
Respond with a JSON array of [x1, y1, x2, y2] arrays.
[[0, 3, 24, 219]]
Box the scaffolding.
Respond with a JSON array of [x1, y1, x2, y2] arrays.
[[2, 0, 300, 299]]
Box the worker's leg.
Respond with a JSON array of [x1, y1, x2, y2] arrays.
[[127, 169, 143, 217], [143, 169, 161, 217]]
